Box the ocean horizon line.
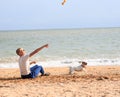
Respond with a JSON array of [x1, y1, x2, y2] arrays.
[[0, 27, 120, 32]]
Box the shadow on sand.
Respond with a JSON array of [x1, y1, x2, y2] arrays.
[[0, 77, 21, 81]]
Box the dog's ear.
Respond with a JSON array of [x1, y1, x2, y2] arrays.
[[82, 62, 87, 65]]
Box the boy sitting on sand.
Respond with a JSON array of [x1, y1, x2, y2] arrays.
[[16, 44, 50, 79], [69, 61, 88, 74]]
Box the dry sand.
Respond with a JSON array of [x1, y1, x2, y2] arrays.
[[0, 66, 120, 97]]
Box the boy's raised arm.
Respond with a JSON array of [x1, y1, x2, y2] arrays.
[[29, 44, 48, 57]]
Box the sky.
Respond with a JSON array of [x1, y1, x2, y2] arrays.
[[0, 0, 120, 30]]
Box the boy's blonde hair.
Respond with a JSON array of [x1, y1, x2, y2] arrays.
[[16, 48, 22, 55]]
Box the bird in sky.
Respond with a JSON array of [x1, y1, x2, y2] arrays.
[[62, 0, 67, 5]]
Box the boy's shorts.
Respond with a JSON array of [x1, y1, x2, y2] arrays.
[[21, 65, 44, 79]]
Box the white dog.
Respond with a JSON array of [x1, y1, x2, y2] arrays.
[[69, 61, 87, 74]]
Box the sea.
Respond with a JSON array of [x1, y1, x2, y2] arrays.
[[0, 27, 120, 68]]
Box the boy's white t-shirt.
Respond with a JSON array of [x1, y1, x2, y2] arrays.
[[18, 54, 30, 75]]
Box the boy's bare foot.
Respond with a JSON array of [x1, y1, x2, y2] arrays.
[[42, 72, 50, 76]]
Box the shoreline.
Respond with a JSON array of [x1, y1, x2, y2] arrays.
[[0, 66, 120, 97]]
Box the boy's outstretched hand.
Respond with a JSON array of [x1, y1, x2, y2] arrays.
[[30, 61, 36, 65], [44, 44, 48, 48]]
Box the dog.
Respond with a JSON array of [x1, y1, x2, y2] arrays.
[[69, 61, 87, 74]]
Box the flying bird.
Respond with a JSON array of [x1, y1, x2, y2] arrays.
[[62, 0, 67, 5]]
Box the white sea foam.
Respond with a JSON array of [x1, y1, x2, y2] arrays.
[[0, 58, 120, 68]]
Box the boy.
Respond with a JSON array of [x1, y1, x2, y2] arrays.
[[69, 61, 88, 74], [16, 44, 50, 79], [62, 0, 67, 5]]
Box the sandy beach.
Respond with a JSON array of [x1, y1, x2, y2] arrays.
[[0, 66, 120, 97]]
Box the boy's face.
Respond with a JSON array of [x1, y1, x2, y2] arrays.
[[18, 48, 26, 56]]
